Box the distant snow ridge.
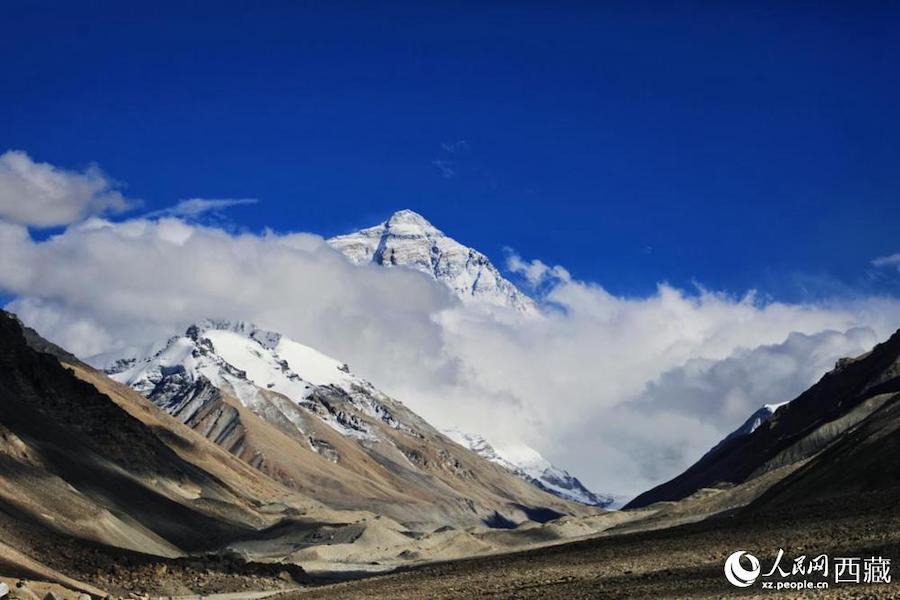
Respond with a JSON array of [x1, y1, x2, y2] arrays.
[[705, 400, 792, 458], [725, 400, 791, 441], [328, 209, 538, 314], [443, 428, 614, 508], [106, 319, 611, 510]]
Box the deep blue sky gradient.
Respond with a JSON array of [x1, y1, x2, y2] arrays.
[[3, 2, 899, 300]]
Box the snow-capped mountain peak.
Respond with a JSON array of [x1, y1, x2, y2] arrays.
[[443, 428, 614, 508], [328, 209, 538, 314], [110, 318, 354, 395], [186, 318, 283, 350], [384, 208, 442, 234], [106, 319, 380, 440], [103, 318, 600, 526]]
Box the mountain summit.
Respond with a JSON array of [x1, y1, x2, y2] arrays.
[[328, 209, 538, 314], [327, 211, 614, 505]]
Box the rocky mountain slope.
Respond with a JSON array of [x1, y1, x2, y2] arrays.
[[0, 310, 614, 596], [0, 310, 321, 594], [287, 326, 900, 599], [751, 377, 900, 509], [328, 209, 537, 314], [105, 319, 592, 528], [627, 328, 900, 508], [6, 308, 900, 598]]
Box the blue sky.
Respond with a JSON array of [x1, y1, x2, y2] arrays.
[[3, 1, 899, 300]]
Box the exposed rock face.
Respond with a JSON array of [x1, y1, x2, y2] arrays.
[[156, 375, 247, 454], [627, 329, 900, 509], [328, 209, 537, 314], [0, 310, 308, 558], [752, 378, 900, 509]]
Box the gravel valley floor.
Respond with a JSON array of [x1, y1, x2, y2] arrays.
[[288, 493, 900, 599]]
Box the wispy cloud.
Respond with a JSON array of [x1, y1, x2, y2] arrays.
[[441, 140, 470, 154], [872, 253, 900, 271], [145, 198, 258, 219], [431, 140, 470, 179], [431, 159, 455, 179], [506, 251, 571, 287]]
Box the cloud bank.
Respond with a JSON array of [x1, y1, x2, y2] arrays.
[[2, 153, 900, 498], [0, 150, 134, 227]]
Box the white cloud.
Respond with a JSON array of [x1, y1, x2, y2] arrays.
[[0, 218, 452, 363], [0, 150, 134, 227], [431, 159, 455, 179], [2, 192, 900, 499], [441, 140, 470, 154], [506, 253, 571, 287], [598, 327, 879, 483], [7, 223, 899, 499], [144, 198, 258, 219], [634, 327, 877, 428], [873, 253, 900, 271], [431, 279, 900, 496]]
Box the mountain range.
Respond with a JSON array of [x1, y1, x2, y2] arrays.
[[7, 306, 900, 598], [0, 309, 616, 596], [103, 318, 589, 528], [92, 210, 611, 511], [442, 428, 613, 507], [4, 208, 900, 598]]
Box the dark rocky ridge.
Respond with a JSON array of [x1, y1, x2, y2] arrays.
[[0, 310, 264, 550], [628, 328, 900, 508]]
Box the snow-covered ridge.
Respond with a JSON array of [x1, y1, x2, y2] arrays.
[[188, 318, 283, 350], [443, 428, 614, 508], [106, 319, 381, 441], [108, 318, 606, 509], [725, 400, 791, 441], [328, 209, 538, 315], [703, 400, 792, 461]]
